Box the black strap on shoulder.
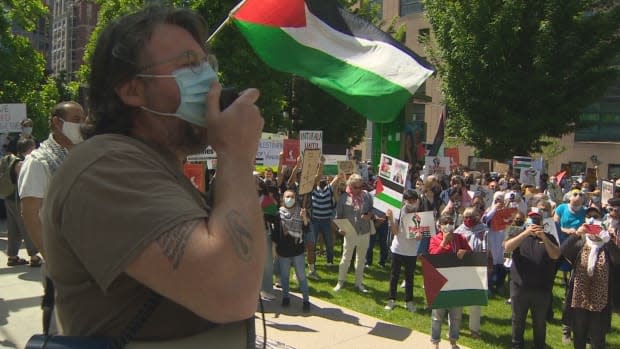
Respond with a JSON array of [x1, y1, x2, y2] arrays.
[[112, 290, 162, 348]]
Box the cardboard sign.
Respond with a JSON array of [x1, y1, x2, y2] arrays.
[[299, 130, 323, 154], [490, 208, 518, 231], [183, 163, 206, 193], [337, 160, 356, 175], [298, 149, 321, 194], [401, 211, 436, 239], [282, 139, 300, 168], [0, 104, 27, 133]]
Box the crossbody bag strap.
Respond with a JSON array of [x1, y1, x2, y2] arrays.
[[111, 290, 162, 349]]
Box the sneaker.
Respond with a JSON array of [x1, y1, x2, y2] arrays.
[[356, 284, 368, 293], [308, 271, 320, 280], [406, 301, 416, 313], [260, 291, 276, 301], [384, 299, 396, 310], [333, 282, 344, 292], [400, 280, 406, 288], [281, 297, 290, 307], [302, 301, 311, 313]]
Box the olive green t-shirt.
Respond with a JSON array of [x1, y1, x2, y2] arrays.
[[43, 134, 215, 339]]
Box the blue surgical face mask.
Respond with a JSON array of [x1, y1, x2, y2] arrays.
[[136, 61, 218, 127]]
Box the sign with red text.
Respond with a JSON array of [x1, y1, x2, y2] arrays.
[[282, 139, 300, 168]]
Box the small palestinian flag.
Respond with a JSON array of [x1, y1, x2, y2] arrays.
[[372, 178, 403, 214], [421, 252, 488, 309], [512, 156, 533, 169], [231, 0, 434, 123]]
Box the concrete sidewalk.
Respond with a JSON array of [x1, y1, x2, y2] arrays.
[[1, 230, 466, 349]]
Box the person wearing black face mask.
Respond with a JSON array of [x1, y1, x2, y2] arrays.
[[504, 211, 560, 349]]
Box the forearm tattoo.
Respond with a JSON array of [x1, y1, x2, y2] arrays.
[[157, 219, 200, 269], [225, 210, 253, 262]]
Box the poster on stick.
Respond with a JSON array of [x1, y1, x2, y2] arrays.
[[282, 139, 300, 168], [0, 104, 27, 133], [299, 130, 323, 154]]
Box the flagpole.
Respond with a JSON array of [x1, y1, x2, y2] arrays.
[[206, 0, 248, 43]]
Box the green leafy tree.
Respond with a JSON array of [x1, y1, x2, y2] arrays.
[[0, 0, 61, 140], [424, 0, 620, 160]]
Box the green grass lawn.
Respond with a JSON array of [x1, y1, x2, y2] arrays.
[[294, 238, 620, 349]]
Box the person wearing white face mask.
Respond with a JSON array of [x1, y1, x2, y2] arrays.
[[384, 190, 422, 313], [560, 207, 620, 349], [18, 101, 85, 254], [17, 100, 85, 336], [272, 189, 311, 313]]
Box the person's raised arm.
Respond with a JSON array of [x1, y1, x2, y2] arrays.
[[126, 84, 266, 323]]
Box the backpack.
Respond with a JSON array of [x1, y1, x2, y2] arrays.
[[0, 153, 20, 198]]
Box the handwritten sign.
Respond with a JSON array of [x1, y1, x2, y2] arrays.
[[299, 130, 323, 154], [298, 149, 321, 195], [0, 104, 27, 133], [424, 156, 451, 176], [337, 160, 356, 175]]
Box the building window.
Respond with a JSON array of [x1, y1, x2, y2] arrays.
[[400, 0, 424, 17], [575, 84, 620, 142], [569, 162, 586, 178], [608, 164, 620, 179]]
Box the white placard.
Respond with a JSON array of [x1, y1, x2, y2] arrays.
[[333, 218, 356, 235], [401, 211, 436, 239], [0, 104, 27, 133], [255, 139, 283, 167], [424, 156, 451, 176], [299, 130, 323, 154]]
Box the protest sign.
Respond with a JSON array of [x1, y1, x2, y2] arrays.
[[255, 139, 283, 169], [490, 208, 518, 231], [298, 149, 321, 194], [299, 130, 323, 154], [401, 211, 436, 240], [337, 160, 356, 175], [378, 153, 408, 187], [282, 139, 300, 168], [0, 104, 27, 133], [183, 163, 206, 192], [424, 156, 451, 176], [443, 148, 460, 169], [333, 218, 356, 235], [602, 180, 614, 207]]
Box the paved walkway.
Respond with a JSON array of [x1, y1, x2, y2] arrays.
[[0, 228, 467, 349]]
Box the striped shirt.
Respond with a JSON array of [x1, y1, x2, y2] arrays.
[[312, 185, 334, 220]]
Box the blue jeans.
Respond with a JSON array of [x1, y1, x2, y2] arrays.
[[431, 307, 463, 343], [311, 218, 334, 263], [279, 253, 309, 302], [261, 229, 274, 293]]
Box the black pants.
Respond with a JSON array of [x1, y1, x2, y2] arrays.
[[572, 308, 608, 349], [388, 253, 417, 302], [510, 281, 552, 349]]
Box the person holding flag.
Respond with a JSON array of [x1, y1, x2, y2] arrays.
[[428, 214, 472, 349]]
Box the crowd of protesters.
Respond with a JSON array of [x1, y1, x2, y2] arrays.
[[256, 157, 620, 349]]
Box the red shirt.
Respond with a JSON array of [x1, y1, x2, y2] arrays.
[[429, 231, 472, 255]]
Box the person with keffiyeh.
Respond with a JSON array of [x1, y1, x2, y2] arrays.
[[561, 205, 620, 349], [333, 173, 374, 293]]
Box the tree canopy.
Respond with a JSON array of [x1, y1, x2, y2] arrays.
[[424, 0, 620, 160], [1, 0, 68, 140]]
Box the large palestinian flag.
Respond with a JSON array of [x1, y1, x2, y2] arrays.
[[421, 252, 488, 309], [231, 0, 434, 123]]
